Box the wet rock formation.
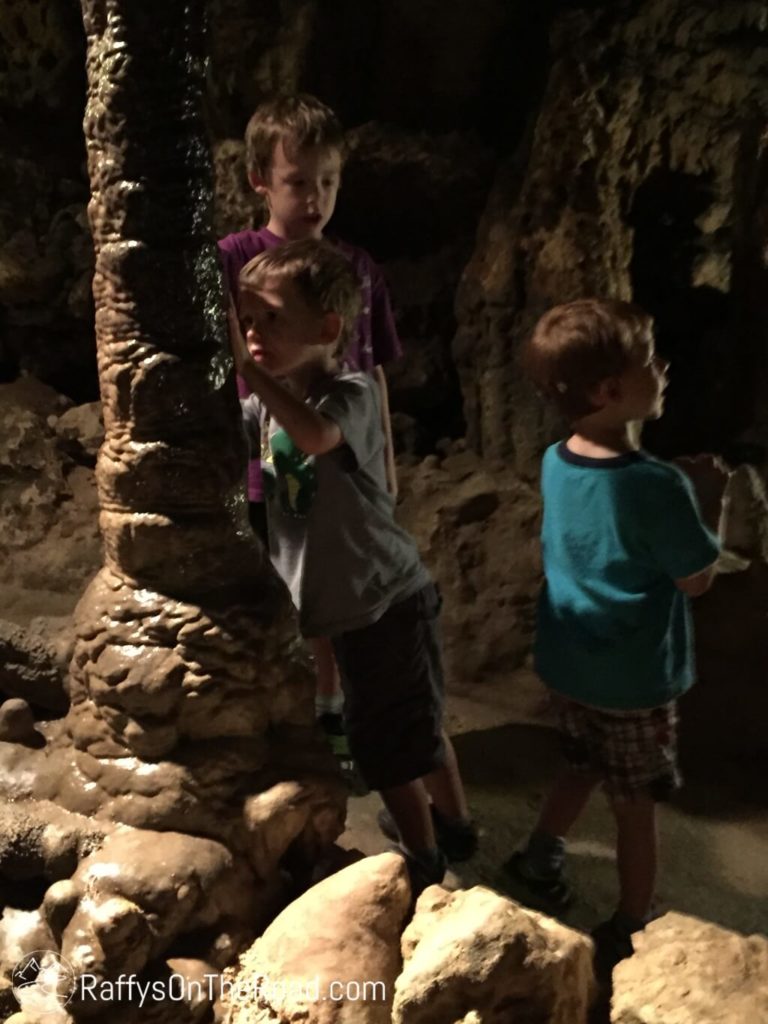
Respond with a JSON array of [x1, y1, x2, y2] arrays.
[[0, 0, 344, 1015]]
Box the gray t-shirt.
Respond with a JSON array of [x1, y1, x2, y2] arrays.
[[241, 371, 430, 636]]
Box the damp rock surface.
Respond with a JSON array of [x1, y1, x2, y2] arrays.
[[60, 828, 259, 984]]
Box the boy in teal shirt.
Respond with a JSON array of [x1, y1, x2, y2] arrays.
[[510, 298, 728, 971]]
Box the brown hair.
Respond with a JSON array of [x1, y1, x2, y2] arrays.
[[244, 94, 346, 179], [239, 239, 362, 354], [521, 298, 654, 419]]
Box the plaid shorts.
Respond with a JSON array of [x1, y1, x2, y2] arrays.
[[554, 695, 681, 801]]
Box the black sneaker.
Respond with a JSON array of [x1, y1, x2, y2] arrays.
[[377, 805, 478, 861], [396, 845, 448, 899], [502, 851, 573, 914], [591, 914, 636, 982]]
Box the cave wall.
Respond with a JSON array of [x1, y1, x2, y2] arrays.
[[0, 0, 93, 400], [455, 0, 768, 475]]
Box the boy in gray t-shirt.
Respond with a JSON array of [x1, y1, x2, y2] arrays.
[[228, 239, 476, 891]]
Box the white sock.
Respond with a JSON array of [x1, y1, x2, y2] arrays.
[[315, 693, 343, 717]]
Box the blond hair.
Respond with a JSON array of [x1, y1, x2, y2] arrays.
[[521, 298, 654, 419], [239, 239, 362, 355], [245, 94, 345, 179]]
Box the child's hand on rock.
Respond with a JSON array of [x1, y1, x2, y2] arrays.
[[674, 454, 732, 521], [227, 297, 251, 376]]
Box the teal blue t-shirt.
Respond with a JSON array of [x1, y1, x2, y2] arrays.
[[535, 442, 720, 710]]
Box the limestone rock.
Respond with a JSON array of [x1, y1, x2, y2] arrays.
[[0, 699, 44, 747], [0, 379, 70, 550], [611, 911, 768, 1023], [393, 886, 594, 1024], [0, 621, 68, 713], [721, 464, 768, 563], [224, 852, 411, 1023], [55, 403, 104, 463], [396, 451, 541, 688], [212, 139, 263, 239], [454, 0, 768, 474], [0, 379, 101, 620]]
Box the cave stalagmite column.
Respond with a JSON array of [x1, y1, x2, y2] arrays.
[[31, 0, 343, 862]]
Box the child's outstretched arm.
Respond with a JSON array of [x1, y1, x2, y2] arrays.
[[228, 303, 342, 456], [673, 455, 730, 596]]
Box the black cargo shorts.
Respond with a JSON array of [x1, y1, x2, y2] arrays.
[[331, 582, 446, 790]]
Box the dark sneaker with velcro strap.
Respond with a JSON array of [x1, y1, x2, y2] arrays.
[[502, 850, 573, 914]]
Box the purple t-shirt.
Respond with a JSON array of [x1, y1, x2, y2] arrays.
[[218, 226, 402, 501]]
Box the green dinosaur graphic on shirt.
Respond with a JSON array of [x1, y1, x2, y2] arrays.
[[261, 424, 317, 518]]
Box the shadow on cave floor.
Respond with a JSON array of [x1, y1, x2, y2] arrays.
[[343, 718, 768, 942]]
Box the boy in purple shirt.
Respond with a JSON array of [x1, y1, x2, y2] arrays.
[[218, 94, 401, 765]]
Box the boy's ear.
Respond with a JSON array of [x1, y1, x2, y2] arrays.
[[248, 169, 269, 195], [589, 376, 622, 408], [319, 311, 342, 348]]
